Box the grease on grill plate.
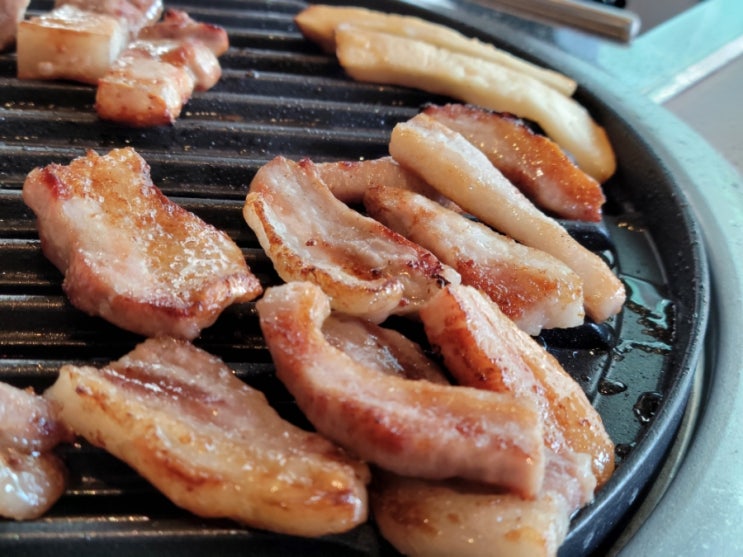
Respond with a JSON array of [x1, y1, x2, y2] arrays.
[[0, 1, 703, 556]]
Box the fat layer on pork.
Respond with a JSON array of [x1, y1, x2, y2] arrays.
[[44, 337, 370, 536], [243, 156, 459, 323], [22, 147, 262, 339]]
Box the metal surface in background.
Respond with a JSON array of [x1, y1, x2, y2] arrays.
[[0, 0, 710, 555]]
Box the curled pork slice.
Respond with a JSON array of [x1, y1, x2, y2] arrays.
[[44, 337, 370, 537], [420, 284, 614, 490], [16, 5, 128, 84], [364, 185, 585, 335], [257, 282, 546, 498], [424, 103, 606, 220], [96, 9, 228, 126], [244, 156, 459, 323], [22, 147, 262, 340], [390, 113, 626, 323], [95, 38, 218, 126], [0, 382, 70, 520]]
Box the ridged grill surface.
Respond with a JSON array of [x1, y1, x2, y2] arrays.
[[0, 1, 707, 555]]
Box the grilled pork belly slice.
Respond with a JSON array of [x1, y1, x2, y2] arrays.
[[424, 104, 606, 220], [294, 4, 576, 96], [335, 26, 615, 182], [96, 10, 227, 126], [0, 382, 70, 520], [371, 466, 573, 557], [22, 147, 262, 340], [244, 156, 459, 323], [257, 282, 546, 498], [390, 113, 626, 323], [95, 38, 219, 126], [16, 5, 128, 84], [420, 284, 613, 490], [0, 0, 29, 51], [364, 185, 585, 335], [45, 337, 370, 536], [16, 0, 163, 83]]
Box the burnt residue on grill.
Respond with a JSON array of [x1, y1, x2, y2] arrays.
[[0, 1, 708, 556]]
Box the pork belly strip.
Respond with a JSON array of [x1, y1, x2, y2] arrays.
[[243, 156, 459, 323], [390, 113, 626, 323], [364, 185, 585, 335], [96, 10, 228, 126], [371, 465, 574, 557], [16, 5, 129, 84], [22, 147, 262, 340], [335, 26, 615, 183], [44, 337, 370, 536], [420, 284, 614, 489], [424, 103, 606, 220], [294, 4, 576, 96], [0, 382, 70, 520], [257, 282, 546, 498]]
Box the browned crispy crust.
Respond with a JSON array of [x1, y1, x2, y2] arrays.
[[22, 148, 262, 339], [424, 104, 606, 221]]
